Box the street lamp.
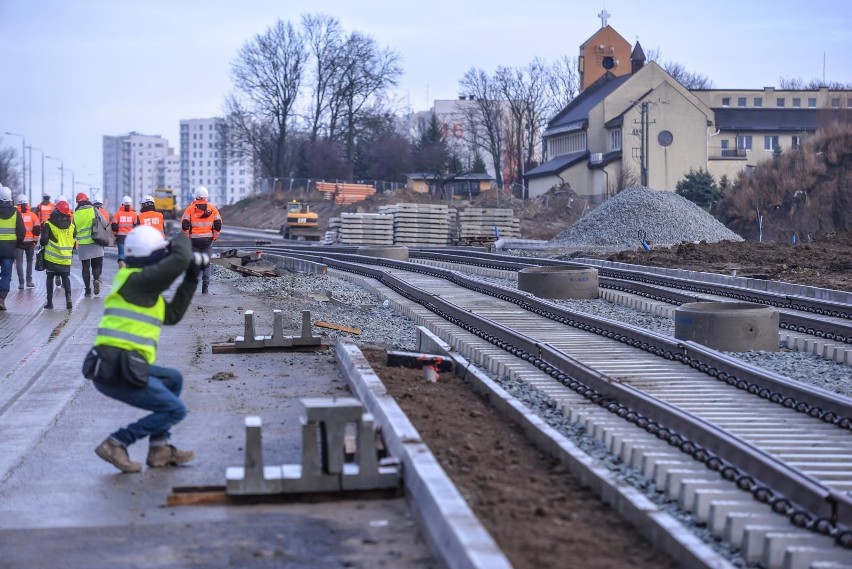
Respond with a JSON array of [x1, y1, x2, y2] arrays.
[[4, 131, 25, 198], [27, 146, 44, 204], [45, 155, 63, 196], [66, 169, 75, 197]]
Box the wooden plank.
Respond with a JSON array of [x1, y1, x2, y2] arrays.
[[314, 321, 361, 334], [211, 342, 330, 354]]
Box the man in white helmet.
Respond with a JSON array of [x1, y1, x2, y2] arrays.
[[180, 186, 221, 294], [111, 195, 139, 267], [84, 226, 209, 473], [0, 185, 26, 310]]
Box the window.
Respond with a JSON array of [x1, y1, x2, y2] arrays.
[[791, 135, 801, 149], [808, 97, 817, 108], [738, 97, 747, 107], [848, 98, 852, 108], [776, 98, 785, 107], [722, 97, 731, 107], [753, 97, 763, 107], [737, 135, 752, 150], [720, 139, 730, 156], [609, 129, 622, 151], [792, 98, 801, 108], [831, 98, 841, 108], [547, 131, 587, 157], [764, 135, 779, 150]]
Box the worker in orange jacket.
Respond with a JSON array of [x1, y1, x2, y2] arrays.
[[35, 194, 54, 224], [15, 194, 40, 289], [112, 196, 140, 267], [138, 195, 165, 236], [180, 186, 221, 294]]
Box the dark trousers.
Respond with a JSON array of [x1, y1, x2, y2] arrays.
[[15, 243, 35, 284], [81, 257, 103, 292], [191, 242, 213, 285], [46, 271, 71, 303]]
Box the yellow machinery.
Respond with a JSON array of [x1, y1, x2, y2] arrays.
[[281, 200, 322, 241], [154, 188, 178, 219]]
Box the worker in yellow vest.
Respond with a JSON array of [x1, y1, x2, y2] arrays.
[[84, 226, 208, 473], [0, 185, 26, 310], [40, 199, 77, 309]]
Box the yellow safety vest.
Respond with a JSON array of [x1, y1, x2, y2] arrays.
[[74, 206, 96, 245], [44, 222, 76, 266], [94, 268, 165, 364], [0, 214, 16, 242]]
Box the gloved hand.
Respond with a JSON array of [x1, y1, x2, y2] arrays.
[[186, 252, 210, 279]]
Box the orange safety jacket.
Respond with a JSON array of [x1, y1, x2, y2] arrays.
[[138, 210, 165, 235], [36, 202, 54, 224], [96, 206, 109, 223], [112, 207, 139, 236], [181, 199, 221, 240], [17, 207, 40, 243]]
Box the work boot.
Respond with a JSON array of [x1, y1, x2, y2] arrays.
[[44, 301, 53, 309], [201, 283, 209, 295], [85, 289, 92, 297], [93, 278, 101, 295], [95, 437, 142, 473], [66, 301, 73, 310], [146, 444, 195, 468], [18, 282, 24, 290], [26, 280, 35, 288], [0, 293, 6, 311], [118, 260, 126, 269]]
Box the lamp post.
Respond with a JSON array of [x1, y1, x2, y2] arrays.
[[66, 169, 75, 198], [27, 146, 44, 204], [45, 155, 63, 196], [4, 131, 25, 198]]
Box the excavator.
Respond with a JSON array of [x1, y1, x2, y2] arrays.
[[280, 199, 322, 241]]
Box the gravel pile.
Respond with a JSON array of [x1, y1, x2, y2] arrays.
[[548, 185, 743, 248]]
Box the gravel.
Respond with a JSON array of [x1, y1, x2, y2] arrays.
[[548, 185, 743, 248]]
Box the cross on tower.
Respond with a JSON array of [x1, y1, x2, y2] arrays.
[[598, 9, 611, 28]]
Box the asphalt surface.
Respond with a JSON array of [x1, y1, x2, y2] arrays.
[[0, 254, 439, 569]]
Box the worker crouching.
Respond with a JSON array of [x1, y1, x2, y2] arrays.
[[83, 226, 209, 473]]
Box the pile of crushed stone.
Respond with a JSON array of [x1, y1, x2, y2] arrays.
[[548, 186, 743, 248]]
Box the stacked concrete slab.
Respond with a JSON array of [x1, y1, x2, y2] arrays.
[[338, 213, 393, 245], [378, 203, 452, 246], [324, 217, 341, 244], [457, 208, 521, 243]]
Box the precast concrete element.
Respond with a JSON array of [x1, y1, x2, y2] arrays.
[[517, 265, 599, 299], [675, 302, 780, 352], [226, 398, 400, 496], [234, 309, 322, 349], [357, 245, 409, 261]]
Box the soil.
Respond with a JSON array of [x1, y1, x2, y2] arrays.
[[361, 348, 679, 569], [220, 190, 852, 292]]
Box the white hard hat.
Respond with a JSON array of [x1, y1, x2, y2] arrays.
[[195, 186, 209, 200], [124, 225, 167, 260], [122, 196, 133, 206], [17, 194, 28, 205], [0, 186, 11, 202], [56, 195, 68, 204], [142, 195, 155, 204]]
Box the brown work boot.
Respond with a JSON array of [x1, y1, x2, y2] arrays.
[[147, 444, 195, 468], [95, 438, 142, 473], [93, 278, 101, 295]]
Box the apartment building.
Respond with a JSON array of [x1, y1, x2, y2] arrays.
[[102, 132, 172, 211]]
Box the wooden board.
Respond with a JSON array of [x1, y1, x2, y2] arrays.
[[211, 342, 330, 354], [314, 321, 361, 334]]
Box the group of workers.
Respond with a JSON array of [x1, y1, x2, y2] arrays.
[[0, 185, 222, 311]]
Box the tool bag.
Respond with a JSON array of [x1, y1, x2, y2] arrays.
[[82, 346, 150, 388]]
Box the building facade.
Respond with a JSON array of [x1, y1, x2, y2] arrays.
[[102, 132, 172, 212]]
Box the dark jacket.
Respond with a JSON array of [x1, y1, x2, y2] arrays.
[[40, 209, 76, 274], [0, 203, 26, 259], [118, 233, 197, 325]]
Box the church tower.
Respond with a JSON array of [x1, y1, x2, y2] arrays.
[[578, 10, 633, 91]]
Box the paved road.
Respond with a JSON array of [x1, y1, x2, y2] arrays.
[[0, 257, 438, 569]]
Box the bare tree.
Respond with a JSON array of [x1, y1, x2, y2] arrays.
[[545, 56, 580, 116], [645, 49, 713, 89], [226, 19, 308, 178], [302, 13, 344, 142], [0, 145, 21, 192], [458, 67, 506, 189], [779, 76, 852, 90]]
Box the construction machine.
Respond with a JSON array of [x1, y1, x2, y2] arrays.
[[280, 199, 322, 241], [154, 188, 178, 219]]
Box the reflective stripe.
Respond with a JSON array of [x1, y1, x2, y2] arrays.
[[44, 222, 76, 265], [103, 307, 163, 326], [96, 327, 158, 347]]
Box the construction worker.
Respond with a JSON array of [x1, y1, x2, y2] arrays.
[[112, 196, 139, 267], [0, 186, 25, 310], [138, 195, 165, 236], [15, 195, 40, 289], [40, 198, 76, 310], [181, 186, 221, 294], [35, 194, 54, 224], [74, 193, 106, 297], [86, 225, 208, 473], [93, 199, 110, 231]]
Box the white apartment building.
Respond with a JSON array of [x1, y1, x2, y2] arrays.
[[179, 117, 254, 207], [102, 132, 173, 212]]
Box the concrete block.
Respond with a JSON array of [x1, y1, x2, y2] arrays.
[[226, 416, 285, 495], [676, 479, 734, 510], [340, 461, 400, 490], [742, 525, 795, 563], [234, 310, 271, 348], [709, 503, 775, 539], [263, 309, 294, 348], [293, 310, 322, 346], [787, 548, 852, 568], [763, 533, 830, 569], [280, 464, 340, 492], [301, 398, 364, 423], [693, 489, 752, 523], [650, 460, 695, 486]]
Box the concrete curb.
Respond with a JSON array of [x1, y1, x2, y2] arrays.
[[334, 338, 513, 569], [415, 327, 735, 569]]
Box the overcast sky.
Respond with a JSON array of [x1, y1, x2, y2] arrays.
[[1, 0, 849, 199]]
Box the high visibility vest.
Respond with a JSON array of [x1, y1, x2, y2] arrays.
[[74, 206, 97, 245], [139, 210, 165, 235], [0, 213, 17, 242], [181, 200, 221, 240], [17, 208, 39, 243], [113, 209, 137, 235], [43, 221, 76, 266], [36, 202, 54, 224], [94, 268, 165, 364]]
